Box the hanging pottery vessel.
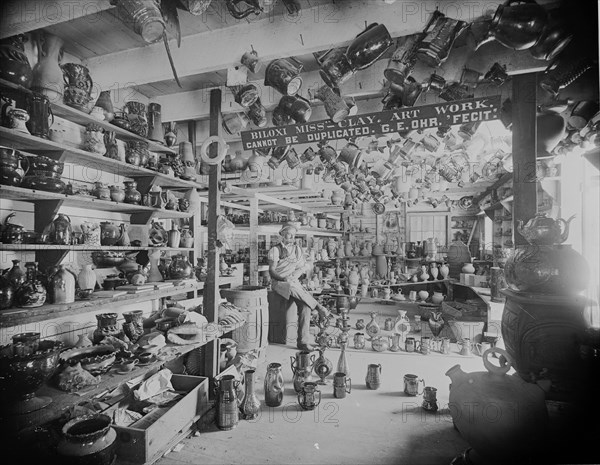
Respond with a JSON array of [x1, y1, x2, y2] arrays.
[[476, 0, 547, 51], [241, 48, 262, 73], [314, 47, 354, 89], [264, 57, 303, 96], [384, 34, 420, 85], [247, 97, 267, 127], [278, 94, 312, 123], [416, 10, 468, 67], [314, 85, 349, 123], [113, 0, 165, 43], [346, 23, 393, 71]]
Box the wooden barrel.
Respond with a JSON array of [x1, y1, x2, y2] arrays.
[[221, 286, 269, 356]]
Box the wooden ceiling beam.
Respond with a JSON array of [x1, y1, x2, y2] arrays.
[[0, 0, 114, 39], [85, 1, 506, 91]]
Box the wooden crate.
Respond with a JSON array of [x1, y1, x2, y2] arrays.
[[111, 374, 209, 464]]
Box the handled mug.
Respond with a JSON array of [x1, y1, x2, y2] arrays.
[[404, 374, 425, 396], [333, 372, 352, 398]]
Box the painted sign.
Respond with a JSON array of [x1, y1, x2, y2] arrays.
[[241, 95, 501, 150]]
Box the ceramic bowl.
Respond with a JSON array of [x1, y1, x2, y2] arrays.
[[59, 344, 117, 375]]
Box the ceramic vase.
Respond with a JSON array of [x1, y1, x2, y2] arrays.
[[264, 362, 284, 407], [78, 264, 96, 291], [239, 369, 261, 420]]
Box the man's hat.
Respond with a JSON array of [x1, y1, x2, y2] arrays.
[[279, 222, 298, 236]]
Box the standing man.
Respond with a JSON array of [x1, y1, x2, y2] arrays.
[[268, 223, 329, 351]]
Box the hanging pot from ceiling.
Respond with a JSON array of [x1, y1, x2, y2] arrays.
[[529, 19, 573, 61], [224, 0, 263, 19], [384, 34, 421, 85], [476, 0, 547, 51], [278, 95, 312, 123], [264, 58, 304, 96], [537, 110, 566, 157], [346, 23, 393, 71], [315, 47, 354, 89], [416, 10, 468, 68]]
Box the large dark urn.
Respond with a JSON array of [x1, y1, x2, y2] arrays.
[[0, 339, 64, 414], [501, 289, 591, 401]]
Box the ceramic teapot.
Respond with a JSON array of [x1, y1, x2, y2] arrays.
[[516, 212, 574, 245]]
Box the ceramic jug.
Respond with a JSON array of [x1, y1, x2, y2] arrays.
[[476, 0, 547, 51], [446, 348, 549, 463], [48, 213, 72, 245], [264, 57, 303, 96], [50, 265, 75, 304], [365, 363, 382, 389], [214, 375, 240, 430]]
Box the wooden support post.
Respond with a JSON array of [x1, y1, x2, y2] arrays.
[[512, 73, 538, 247], [203, 89, 222, 378], [249, 196, 259, 286]]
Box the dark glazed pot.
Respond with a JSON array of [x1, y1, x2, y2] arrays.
[[264, 58, 303, 96], [315, 47, 354, 89], [56, 413, 117, 465], [346, 23, 393, 71], [0, 35, 33, 87], [478, 0, 547, 51]]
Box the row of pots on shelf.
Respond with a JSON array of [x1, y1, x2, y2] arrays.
[[0, 251, 199, 310]]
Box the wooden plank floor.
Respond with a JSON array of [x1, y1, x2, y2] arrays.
[[154, 303, 485, 465]]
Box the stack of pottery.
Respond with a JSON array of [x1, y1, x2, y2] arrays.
[[21, 155, 66, 193], [0, 146, 29, 186]]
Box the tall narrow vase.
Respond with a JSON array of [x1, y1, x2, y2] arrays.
[[239, 369, 260, 420]]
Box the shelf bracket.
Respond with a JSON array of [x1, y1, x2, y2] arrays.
[[131, 175, 158, 195], [130, 211, 156, 226]]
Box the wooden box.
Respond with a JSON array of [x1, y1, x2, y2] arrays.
[[112, 374, 209, 463]]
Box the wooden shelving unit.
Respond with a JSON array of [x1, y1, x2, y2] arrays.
[[0, 276, 240, 327], [0, 127, 206, 191]]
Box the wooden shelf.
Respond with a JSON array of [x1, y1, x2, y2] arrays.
[[370, 279, 450, 288], [0, 127, 207, 190], [0, 78, 175, 154], [0, 276, 240, 328], [0, 244, 195, 252], [234, 224, 342, 237], [24, 316, 247, 430], [0, 185, 192, 222]]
